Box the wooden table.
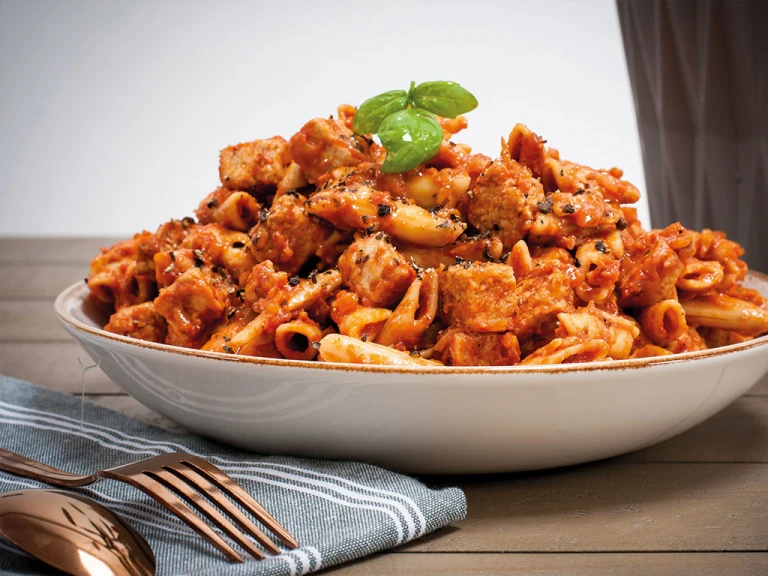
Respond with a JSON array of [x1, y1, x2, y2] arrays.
[[2, 236, 767, 575]]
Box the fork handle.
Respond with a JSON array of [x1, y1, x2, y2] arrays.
[[0, 448, 91, 487]]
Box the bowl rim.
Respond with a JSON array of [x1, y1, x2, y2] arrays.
[[55, 271, 768, 375]]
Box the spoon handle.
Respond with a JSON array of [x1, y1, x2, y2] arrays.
[[0, 448, 91, 486]]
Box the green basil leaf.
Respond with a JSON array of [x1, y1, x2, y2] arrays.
[[353, 90, 409, 135], [410, 81, 478, 118], [378, 108, 444, 173]]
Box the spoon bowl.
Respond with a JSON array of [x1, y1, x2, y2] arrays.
[[0, 489, 155, 576]]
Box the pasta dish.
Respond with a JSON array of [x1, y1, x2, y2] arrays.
[[87, 105, 768, 366]]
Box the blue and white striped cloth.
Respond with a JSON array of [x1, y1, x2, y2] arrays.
[[0, 376, 466, 575]]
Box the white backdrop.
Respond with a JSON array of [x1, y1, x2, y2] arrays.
[[0, 0, 649, 237]]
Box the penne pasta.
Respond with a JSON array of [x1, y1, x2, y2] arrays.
[[376, 269, 439, 347], [275, 315, 324, 360], [318, 334, 441, 366], [681, 294, 768, 335], [639, 299, 688, 345], [520, 336, 610, 365]]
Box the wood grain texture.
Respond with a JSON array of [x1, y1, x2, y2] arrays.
[[329, 552, 768, 576], [0, 300, 70, 341], [410, 463, 768, 552], [0, 237, 120, 263], [0, 263, 87, 298]]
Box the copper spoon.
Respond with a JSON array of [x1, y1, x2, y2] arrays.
[[0, 489, 155, 576]]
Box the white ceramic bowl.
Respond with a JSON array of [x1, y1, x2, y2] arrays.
[[55, 273, 768, 474]]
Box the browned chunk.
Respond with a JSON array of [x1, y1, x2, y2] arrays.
[[433, 329, 521, 366], [439, 262, 518, 332], [105, 302, 167, 343], [219, 136, 292, 193], [511, 261, 576, 339], [289, 118, 367, 183], [467, 158, 545, 249], [337, 236, 416, 308], [249, 193, 331, 275], [619, 232, 684, 308], [154, 267, 232, 348]]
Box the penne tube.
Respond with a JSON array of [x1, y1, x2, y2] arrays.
[[337, 307, 392, 341], [275, 317, 324, 360], [318, 334, 442, 366], [681, 294, 768, 335], [306, 185, 465, 247], [217, 191, 261, 232], [520, 336, 610, 365], [229, 269, 342, 350], [639, 299, 688, 345], [630, 344, 673, 359], [376, 270, 439, 347]]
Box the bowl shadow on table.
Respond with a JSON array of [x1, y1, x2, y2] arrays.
[[405, 396, 768, 546]]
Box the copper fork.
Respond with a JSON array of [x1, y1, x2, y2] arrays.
[[0, 448, 299, 562]]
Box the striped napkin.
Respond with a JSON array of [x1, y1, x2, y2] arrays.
[[0, 376, 466, 575]]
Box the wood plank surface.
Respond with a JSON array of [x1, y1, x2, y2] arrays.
[[0, 300, 71, 341], [412, 463, 768, 552], [0, 263, 87, 298], [0, 236, 120, 263], [329, 552, 768, 576]]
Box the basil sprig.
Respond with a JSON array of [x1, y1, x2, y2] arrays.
[[353, 80, 478, 173]]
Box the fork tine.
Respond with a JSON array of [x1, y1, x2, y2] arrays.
[[125, 473, 243, 563], [181, 456, 300, 549], [148, 469, 267, 561], [166, 465, 281, 555]]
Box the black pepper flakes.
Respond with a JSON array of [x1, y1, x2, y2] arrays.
[[309, 270, 318, 284], [182, 216, 195, 228], [207, 199, 218, 209], [227, 309, 236, 319], [288, 275, 300, 286], [537, 199, 553, 214], [562, 204, 575, 214], [616, 217, 628, 230], [355, 254, 370, 265], [595, 240, 609, 254], [223, 336, 231, 342], [500, 252, 510, 263], [169, 251, 176, 261], [258, 209, 268, 223], [455, 256, 465, 265], [193, 249, 205, 268], [436, 221, 450, 228], [377, 204, 392, 217], [361, 334, 367, 342], [223, 345, 234, 354], [483, 244, 493, 261], [574, 187, 585, 195], [365, 225, 376, 235]]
